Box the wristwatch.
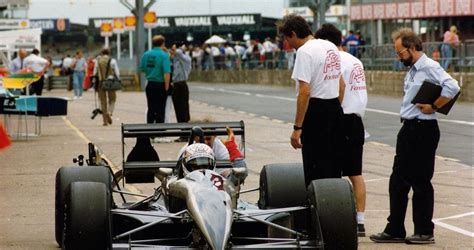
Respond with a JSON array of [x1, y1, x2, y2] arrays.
[[431, 104, 439, 111], [293, 125, 303, 131]]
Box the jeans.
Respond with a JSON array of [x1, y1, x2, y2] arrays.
[[72, 71, 84, 97], [440, 43, 453, 70]]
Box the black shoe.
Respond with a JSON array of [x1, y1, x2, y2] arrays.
[[357, 224, 366, 237], [369, 232, 405, 243], [405, 234, 435, 244]]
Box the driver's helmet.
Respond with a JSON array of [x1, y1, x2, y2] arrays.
[[181, 143, 216, 176]]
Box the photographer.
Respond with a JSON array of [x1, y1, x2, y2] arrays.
[[93, 48, 119, 126]]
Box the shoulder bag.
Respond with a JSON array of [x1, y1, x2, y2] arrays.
[[100, 58, 122, 91]]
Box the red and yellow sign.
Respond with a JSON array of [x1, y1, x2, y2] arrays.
[[124, 16, 136, 31], [100, 22, 113, 37], [144, 11, 157, 28], [113, 18, 124, 33]]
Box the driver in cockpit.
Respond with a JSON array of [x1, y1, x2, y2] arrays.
[[181, 143, 216, 177]]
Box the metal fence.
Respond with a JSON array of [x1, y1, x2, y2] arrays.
[[115, 40, 474, 73], [358, 40, 474, 72]]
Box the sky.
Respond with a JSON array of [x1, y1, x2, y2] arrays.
[[28, 0, 287, 25]]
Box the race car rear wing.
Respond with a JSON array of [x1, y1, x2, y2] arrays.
[[121, 121, 245, 184]]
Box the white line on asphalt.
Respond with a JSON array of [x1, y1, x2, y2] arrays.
[[61, 116, 142, 195], [255, 93, 296, 101], [196, 86, 473, 126], [433, 212, 474, 237], [365, 169, 467, 183]]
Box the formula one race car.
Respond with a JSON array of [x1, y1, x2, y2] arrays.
[[55, 121, 357, 249]]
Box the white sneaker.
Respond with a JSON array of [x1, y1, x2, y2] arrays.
[[79, 96, 83, 100], [73, 96, 78, 100]]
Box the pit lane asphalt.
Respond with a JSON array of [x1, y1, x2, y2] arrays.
[[0, 89, 472, 249]]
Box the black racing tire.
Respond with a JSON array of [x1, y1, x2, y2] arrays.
[[63, 181, 112, 250], [308, 178, 357, 250], [258, 163, 306, 208], [55, 166, 112, 247]]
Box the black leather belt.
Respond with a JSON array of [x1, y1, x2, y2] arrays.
[[401, 118, 436, 124]]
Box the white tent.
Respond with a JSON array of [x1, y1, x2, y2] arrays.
[[204, 35, 227, 44]]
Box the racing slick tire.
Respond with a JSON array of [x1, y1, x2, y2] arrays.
[[63, 181, 112, 250], [55, 166, 112, 247], [308, 178, 357, 250], [258, 163, 306, 208]]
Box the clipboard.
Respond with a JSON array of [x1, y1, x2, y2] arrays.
[[411, 80, 460, 115]]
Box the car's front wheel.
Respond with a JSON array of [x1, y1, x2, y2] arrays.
[[63, 181, 112, 250]]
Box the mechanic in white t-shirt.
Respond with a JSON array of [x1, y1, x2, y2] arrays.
[[315, 23, 368, 237], [23, 48, 50, 95], [278, 15, 345, 186]]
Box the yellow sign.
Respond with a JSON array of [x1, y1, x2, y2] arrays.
[[100, 22, 113, 37], [113, 18, 124, 33], [144, 11, 157, 28], [124, 16, 136, 31]]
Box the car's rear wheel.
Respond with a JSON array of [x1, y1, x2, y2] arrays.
[[308, 178, 357, 250], [55, 166, 111, 247], [258, 163, 306, 209], [63, 181, 112, 250]]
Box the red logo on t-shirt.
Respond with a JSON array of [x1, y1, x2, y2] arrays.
[[349, 63, 365, 85], [323, 50, 340, 80]]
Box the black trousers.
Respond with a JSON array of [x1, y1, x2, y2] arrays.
[[301, 98, 344, 186], [30, 75, 45, 96], [145, 82, 167, 124], [384, 119, 439, 237], [172, 81, 190, 123]]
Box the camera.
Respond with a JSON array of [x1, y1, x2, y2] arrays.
[[90, 108, 102, 120]]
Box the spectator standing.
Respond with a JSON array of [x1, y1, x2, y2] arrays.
[[84, 56, 96, 91], [278, 15, 344, 186], [8, 48, 27, 73], [343, 30, 360, 57], [315, 23, 368, 237], [440, 25, 459, 70], [62, 54, 73, 91], [191, 46, 203, 70], [170, 42, 192, 141], [140, 35, 171, 124], [70, 50, 87, 99], [282, 39, 296, 70], [247, 39, 264, 69], [263, 37, 277, 69], [370, 28, 460, 244], [234, 42, 247, 70], [45, 56, 54, 90], [224, 43, 236, 69], [93, 48, 119, 126], [23, 48, 50, 96]]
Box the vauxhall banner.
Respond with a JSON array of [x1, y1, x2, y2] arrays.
[[89, 14, 262, 29]]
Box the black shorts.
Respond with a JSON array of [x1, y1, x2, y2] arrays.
[[341, 114, 365, 176]]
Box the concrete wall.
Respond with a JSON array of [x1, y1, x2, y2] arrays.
[[189, 70, 474, 102]]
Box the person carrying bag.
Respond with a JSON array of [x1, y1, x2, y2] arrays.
[[93, 48, 120, 126]]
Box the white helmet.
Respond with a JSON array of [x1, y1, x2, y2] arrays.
[[181, 143, 216, 176]]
